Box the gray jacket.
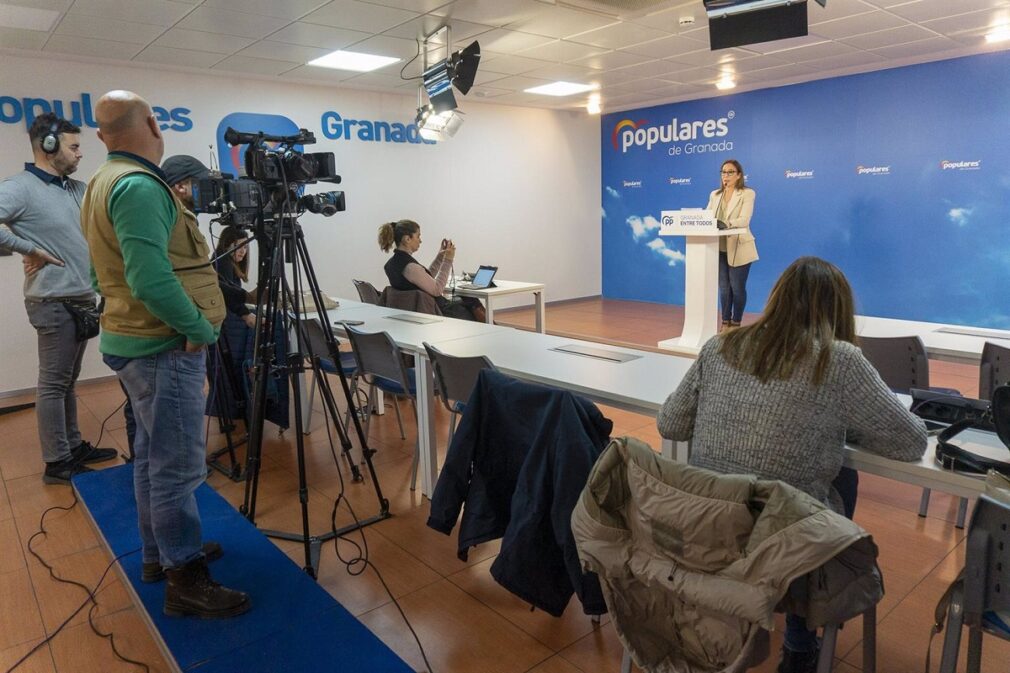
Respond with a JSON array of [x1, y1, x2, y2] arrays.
[[572, 437, 883, 673]]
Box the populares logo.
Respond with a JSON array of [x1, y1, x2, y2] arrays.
[[623, 180, 642, 188], [216, 112, 301, 178], [669, 177, 691, 185], [940, 160, 981, 171], [0, 92, 192, 131], [784, 169, 814, 179], [856, 165, 890, 175], [613, 111, 733, 155]]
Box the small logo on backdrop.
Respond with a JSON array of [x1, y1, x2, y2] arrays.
[[856, 165, 890, 176], [623, 180, 643, 188], [612, 119, 647, 151], [940, 160, 981, 171], [669, 177, 691, 185], [784, 169, 814, 179], [217, 112, 300, 178]]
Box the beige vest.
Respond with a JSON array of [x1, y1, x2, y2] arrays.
[[81, 158, 225, 339]]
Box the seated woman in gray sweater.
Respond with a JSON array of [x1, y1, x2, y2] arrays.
[[657, 255, 927, 673]]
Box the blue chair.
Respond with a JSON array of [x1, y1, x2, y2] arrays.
[[422, 342, 494, 444], [344, 325, 421, 490]]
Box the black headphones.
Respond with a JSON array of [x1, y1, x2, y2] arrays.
[[41, 121, 60, 154]]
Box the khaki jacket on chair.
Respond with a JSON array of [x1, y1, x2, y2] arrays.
[[378, 286, 442, 315], [706, 188, 757, 267], [571, 437, 882, 673]]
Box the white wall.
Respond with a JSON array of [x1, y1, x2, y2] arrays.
[[0, 54, 601, 394]]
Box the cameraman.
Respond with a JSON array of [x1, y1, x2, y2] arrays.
[[0, 112, 117, 484], [83, 91, 248, 618]]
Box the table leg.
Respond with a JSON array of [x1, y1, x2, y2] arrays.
[[535, 290, 545, 333], [485, 297, 495, 325], [415, 354, 438, 497]]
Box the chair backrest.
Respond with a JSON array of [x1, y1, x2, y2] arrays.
[[858, 335, 930, 393], [963, 494, 1010, 619], [353, 279, 381, 305], [378, 286, 442, 316], [303, 318, 336, 368], [422, 342, 494, 412], [344, 325, 412, 394], [979, 341, 1010, 401]]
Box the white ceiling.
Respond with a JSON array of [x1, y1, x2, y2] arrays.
[[2, 0, 1009, 112]]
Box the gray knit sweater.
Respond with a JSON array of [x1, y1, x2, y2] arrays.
[[657, 337, 927, 511]]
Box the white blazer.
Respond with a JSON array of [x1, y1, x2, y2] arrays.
[[706, 187, 758, 267]]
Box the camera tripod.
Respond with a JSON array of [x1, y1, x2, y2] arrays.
[[205, 335, 248, 482], [240, 213, 390, 578]]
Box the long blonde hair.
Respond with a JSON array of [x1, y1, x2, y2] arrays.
[[377, 219, 419, 253], [719, 256, 857, 385]]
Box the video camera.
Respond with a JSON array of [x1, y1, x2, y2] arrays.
[[191, 126, 345, 225]]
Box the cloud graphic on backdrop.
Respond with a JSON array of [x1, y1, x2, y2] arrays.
[[647, 238, 686, 267], [627, 214, 660, 240], [948, 207, 974, 227], [605, 186, 620, 199]]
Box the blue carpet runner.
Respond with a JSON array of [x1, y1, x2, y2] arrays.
[[74, 464, 415, 672]]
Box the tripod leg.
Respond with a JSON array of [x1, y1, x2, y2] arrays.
[[392, 395, 406, 440]]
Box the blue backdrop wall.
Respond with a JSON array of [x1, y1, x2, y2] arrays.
[[601, 50, 1010, 328]]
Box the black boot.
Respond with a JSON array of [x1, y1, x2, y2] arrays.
[[143, 541, 224, 583], [777, 647, 820, 673], [164, 557, 250, 619]]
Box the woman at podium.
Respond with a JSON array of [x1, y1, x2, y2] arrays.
[[706, 159, 757, 328]]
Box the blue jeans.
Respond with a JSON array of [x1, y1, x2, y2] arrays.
[[718, 253, 751, 323], [104, 349, 208, 568], [784, 467, 860, 652]]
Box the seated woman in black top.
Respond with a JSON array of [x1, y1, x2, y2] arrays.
[[377, 219, 485, 322], [215, 226, 255, 328]]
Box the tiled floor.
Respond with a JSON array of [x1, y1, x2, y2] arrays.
[[0, 298, 1005, 672]]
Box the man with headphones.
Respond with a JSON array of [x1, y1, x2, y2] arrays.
[[0, 112, 118, 484]]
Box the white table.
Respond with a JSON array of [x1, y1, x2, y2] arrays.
[[309, 299, 994, 505], [856, 315, 1010, 364], [315, 301, 510, 497], [430, 329, 992, 501], [450, 279, 546, 333]]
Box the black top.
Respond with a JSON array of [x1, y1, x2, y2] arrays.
[[383, 249, 426, 292], [216, 259, 250, 317]]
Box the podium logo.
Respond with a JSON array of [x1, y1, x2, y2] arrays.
[[856, 165, 890, 175], [785, 169, 814, 179], [669, 177, 691, 185], [613, 112, 732, 153], [623, 180, 643, 188], [940, 160, 981, 171], [661, 214, 676, 227]]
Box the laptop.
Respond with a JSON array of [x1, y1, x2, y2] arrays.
[[458, 265, 497, 289]]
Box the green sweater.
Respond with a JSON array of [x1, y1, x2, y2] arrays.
[[91, 153, 218, 356]]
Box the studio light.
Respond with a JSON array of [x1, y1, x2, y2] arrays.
[[414, 26, 482, 141]]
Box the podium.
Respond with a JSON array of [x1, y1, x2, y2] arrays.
[[656, 209, 738, 355]]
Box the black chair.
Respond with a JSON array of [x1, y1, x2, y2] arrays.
[[422, 343, 494, 444], [353, 279, 381, 305], [979, 341, 1010, 401], [858, 335, 970, 527], [344, 325, 420, 490], [937, 493, 1010, 672]]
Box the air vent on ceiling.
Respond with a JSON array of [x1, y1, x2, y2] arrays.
[[555, 0, 685, 20]]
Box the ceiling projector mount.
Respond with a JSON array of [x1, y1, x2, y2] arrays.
[[703, 0, 827, 50]]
